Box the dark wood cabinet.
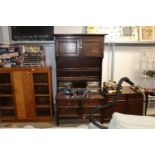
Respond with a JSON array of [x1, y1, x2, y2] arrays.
[[55, 34, 105, 57], [0, 66, 53, 122], [55, 34, 106, 125], [102, 86, 143, 122]]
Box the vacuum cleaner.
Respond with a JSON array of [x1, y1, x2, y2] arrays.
[[89, 77, 146, 129]]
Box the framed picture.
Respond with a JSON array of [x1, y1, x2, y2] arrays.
[[86, 26, 104, 34], [118, 26, 139, 41], [102, 26, 120, 41], [139, 26, 155, 41]]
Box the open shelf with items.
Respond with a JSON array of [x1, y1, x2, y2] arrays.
[[0, 66, 53, 122], [55, 34, 106, 125]]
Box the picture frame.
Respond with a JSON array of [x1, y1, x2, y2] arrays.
[[86, 26, 104, 34], [118, 26, 139, 41], [139, 26, 155, 41]]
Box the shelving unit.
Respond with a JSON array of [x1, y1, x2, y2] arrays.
[[0, 66, 53, 122]]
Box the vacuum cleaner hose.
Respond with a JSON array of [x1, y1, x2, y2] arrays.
[[89, 77, 135, 129]]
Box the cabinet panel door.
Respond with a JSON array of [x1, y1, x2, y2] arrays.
[[126, 100, 143, 115], [56, 39, 80, 56], [12, 71, 36, 119], [82, 37, 104, 56]]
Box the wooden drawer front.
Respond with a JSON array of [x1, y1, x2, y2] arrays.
[[128, 94, 143, 100], [82, 108, 101, 115], [58, 100, 79, 107], [105, 95, 126, 102], [81, 100, 103, 107], [59, 108, 80, 116]]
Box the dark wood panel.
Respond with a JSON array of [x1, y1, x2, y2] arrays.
[[56, 39, 80, 56], [82, 37, 104, 57]]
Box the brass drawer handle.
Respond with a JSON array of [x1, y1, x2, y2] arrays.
[[67, 102, 71, 106]]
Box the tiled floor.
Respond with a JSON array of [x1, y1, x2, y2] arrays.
[[0, 117, 90, 129], [146, 107, 155, 116]]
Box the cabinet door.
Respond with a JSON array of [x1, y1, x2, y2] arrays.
[[0, 72, 16, 120], [12, 70, 36, 120], [55, 38, 80, 56], [82, 37, 104, 57], [32, 68, 53, 119], [126, 95, 143, 115]]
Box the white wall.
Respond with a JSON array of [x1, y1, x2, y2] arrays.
[[0, 26, 10, 44], [54, 26, 84, 34], [102, 44, 155, 88], [103, 45, 141, 85]]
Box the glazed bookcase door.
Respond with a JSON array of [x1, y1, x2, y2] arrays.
[[0, 72, 16, 120], [32, 68, 53, 120]]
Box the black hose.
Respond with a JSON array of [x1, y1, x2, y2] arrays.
[[89, 77, 135, 129]]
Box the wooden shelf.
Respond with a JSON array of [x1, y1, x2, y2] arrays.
[[0, 94, 13, 97], [34, 83, 49, 85], [0, 83, 12, 86], [36, 105, 50, 108], [1, 107, 14, 110], [58, 76, 100, 81]]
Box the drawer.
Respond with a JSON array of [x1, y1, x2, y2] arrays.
[[81, 100, 103, 107], [128, 94, 143, 100], [82, 107, 101, 115], [58, 100, 79, 107], [105, 95, 126, 102], [59, 108, 80, 116]]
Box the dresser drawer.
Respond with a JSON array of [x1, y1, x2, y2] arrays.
[[105, 95, 126, 102], [58, 100, 79, 107], [81, 100, 103, 107], [82, 107, 101, 115], [59, 108, 80, 116], [128, 94, 143, 100]]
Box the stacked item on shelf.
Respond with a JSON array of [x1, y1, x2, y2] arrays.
[[103, 81, 122, 93], [20, 45, 45, 67], [0, 45, 20, 68], [144, 70, 155, 77], [87, 81, 100, 93], [58, 82, 87, 98]]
